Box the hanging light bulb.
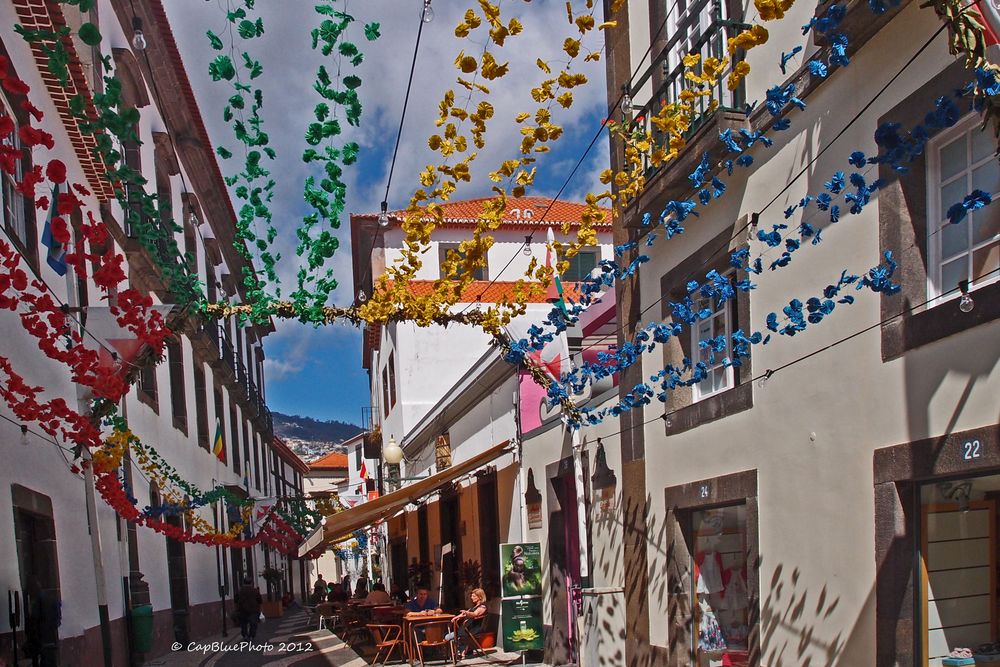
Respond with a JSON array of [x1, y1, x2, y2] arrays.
[[131, 16, 147, 51], [357, 289, 367, 303], [421, 0, 434, 23], [757, 369, 774, 389], [188, 210, 198, 227], [522, 235, 532, 257], [20, 424, 29, 447], [620, 84, 633, 115], [378, 201, 389, 228], [959, 279, 974, 313]]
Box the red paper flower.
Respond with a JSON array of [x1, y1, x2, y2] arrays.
[[46, 160, 67, 184]]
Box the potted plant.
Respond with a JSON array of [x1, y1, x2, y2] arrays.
[[457, 559, 482, 594], [260, 567, 284, 617]]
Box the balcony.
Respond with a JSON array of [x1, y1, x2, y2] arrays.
[[621, 0, 751, 225]]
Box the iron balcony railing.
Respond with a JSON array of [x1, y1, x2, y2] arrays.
[[626, 0, 750, 174]]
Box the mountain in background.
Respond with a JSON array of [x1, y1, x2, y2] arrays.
[[272, 411, 363, 462]]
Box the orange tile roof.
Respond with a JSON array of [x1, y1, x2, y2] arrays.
[[310, 451, 349, 471], [355, 195, 612, 229], [386, 280, 584, 304]]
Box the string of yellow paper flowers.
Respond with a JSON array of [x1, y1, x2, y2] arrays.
[[357, 0, 625, 334]]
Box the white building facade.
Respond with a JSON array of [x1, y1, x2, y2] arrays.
[[0, 1, 295, 664]]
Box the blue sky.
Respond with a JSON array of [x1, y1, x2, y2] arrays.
[[167, 1, 609, 426]]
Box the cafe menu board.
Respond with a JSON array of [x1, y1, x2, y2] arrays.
[[501, 597, 544, 651], [499, 542, 543, 652]]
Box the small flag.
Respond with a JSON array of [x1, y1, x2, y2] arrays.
[[213, 417, 225, 461], [41, 184, 68, 276], [359, 460, 368, 479], [546, 227, 567, 316]]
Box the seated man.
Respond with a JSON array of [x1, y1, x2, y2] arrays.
[[405, 587, 443, 642], [365, 582, 392, 605], [405, 587, 441, 615]]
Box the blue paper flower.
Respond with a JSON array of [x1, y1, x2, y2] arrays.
[[780, 46, 803, 74]]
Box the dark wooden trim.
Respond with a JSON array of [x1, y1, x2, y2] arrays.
[[874, 422, 1000, 484]]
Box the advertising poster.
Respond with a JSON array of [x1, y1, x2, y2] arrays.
[[500, 542, 542, 598], [501, 597, 544, 651]]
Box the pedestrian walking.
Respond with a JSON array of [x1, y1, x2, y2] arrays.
[[236, 577, 262, 641]]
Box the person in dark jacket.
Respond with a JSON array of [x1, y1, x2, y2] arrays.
[[236, 578, 262, 641]]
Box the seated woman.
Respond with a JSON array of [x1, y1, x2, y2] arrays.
[[446, 588, 488, 659]]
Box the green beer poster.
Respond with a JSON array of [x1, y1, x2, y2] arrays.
[[500, 542, 542, 597], [501, 597, 544, 651]]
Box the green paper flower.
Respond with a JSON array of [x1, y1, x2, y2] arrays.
[[78, 22, 102, 46], [208, 55, 236, 81], [216, 146, 233, 159], [343, 75, 362, 90], [206, 30, 224, 50], [364, 22, 381, 41]]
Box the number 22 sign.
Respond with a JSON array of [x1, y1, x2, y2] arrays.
[[963, 439, 983, 461]]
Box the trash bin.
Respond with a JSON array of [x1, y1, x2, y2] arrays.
[[130, 604, 154, 653]]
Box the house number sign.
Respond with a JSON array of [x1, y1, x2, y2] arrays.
[[962, 439, 984, 461]]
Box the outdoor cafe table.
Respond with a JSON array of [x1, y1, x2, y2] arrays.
[[402, 613, 456, 665]]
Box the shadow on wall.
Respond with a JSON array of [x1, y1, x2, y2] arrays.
[[606, 486, 881, 667]]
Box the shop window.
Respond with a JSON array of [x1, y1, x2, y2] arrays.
[[439, 242, 487, 281], [919, 475, 998, 665], [691, 504, 751, 665], [561, 248, 599, 282], [664, 470, 759, 667], [926, 115, 1000, 302]]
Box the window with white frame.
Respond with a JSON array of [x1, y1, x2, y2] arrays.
[[1, 96, 29, 252], [691, 283, 734, 401], [927, 114, 1000, 301]]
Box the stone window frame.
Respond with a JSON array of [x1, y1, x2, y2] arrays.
[[659, 221, 753, 435], [663, 469, 760, 667], [924, 114, 1000, 302], [873, 422, 1000, 667], [878, 60, 1000, 361]]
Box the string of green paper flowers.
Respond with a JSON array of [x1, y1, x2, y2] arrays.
[[292, 2, 380, 313], [15, 9, 204, 308], [206, 0, 279, 317]]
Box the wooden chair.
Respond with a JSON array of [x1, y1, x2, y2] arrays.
[[366, 623, 404, 665], [316, 602, 339, 631], [451, 616, 488, 660], [340, 606, 370, 646], [412, 618, 455, 666]]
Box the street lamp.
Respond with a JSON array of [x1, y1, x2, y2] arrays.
[[383, 436, 403, 491]]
